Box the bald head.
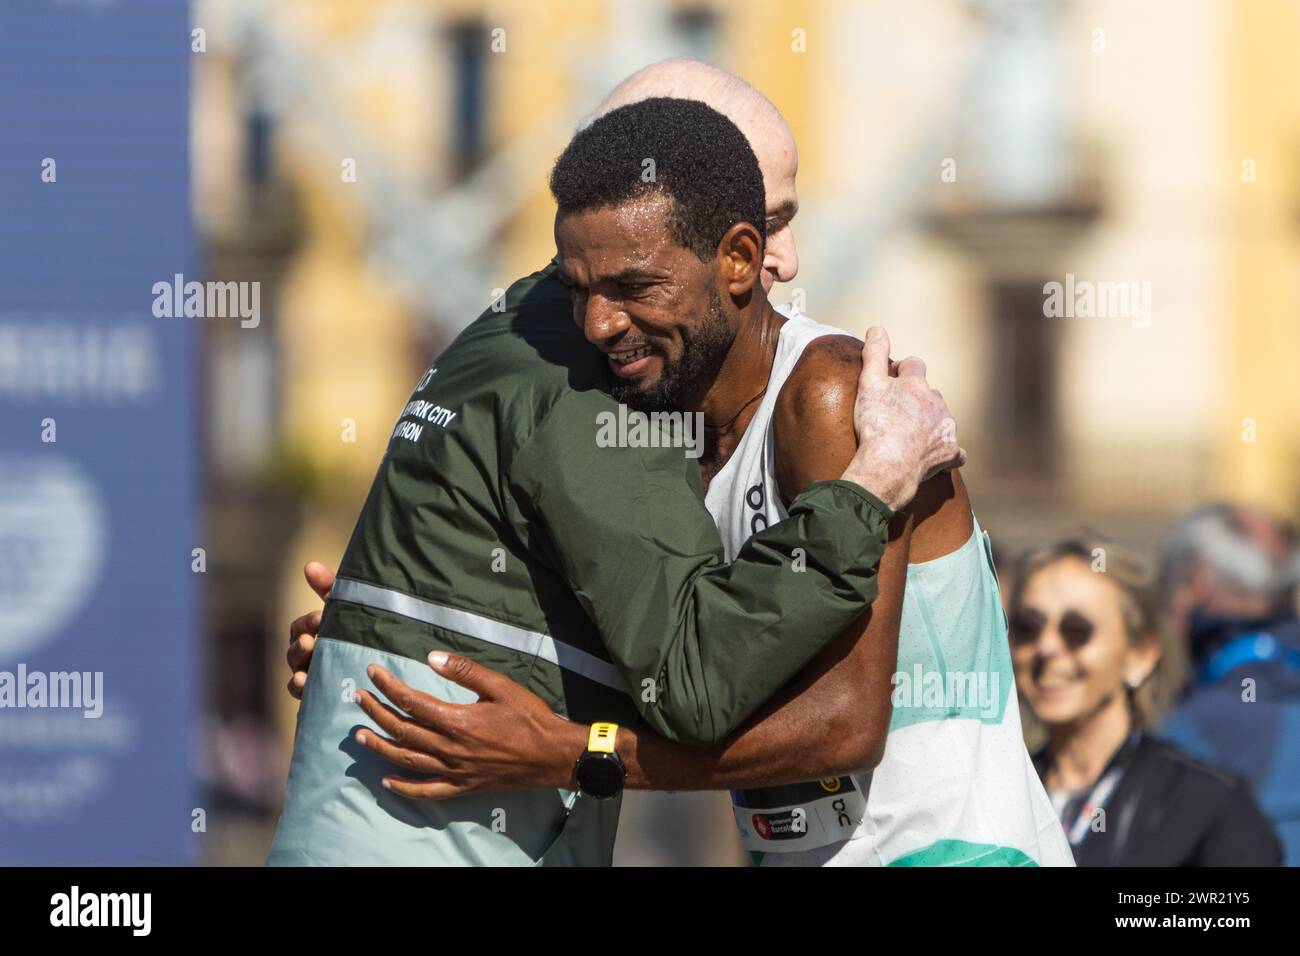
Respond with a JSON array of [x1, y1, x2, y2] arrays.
[[591, 59, 783, 136], [587, 59, 801, 290]]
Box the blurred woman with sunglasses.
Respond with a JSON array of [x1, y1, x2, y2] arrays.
[[1007, 537, 1280, 866]]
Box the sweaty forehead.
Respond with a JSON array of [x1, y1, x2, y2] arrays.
[[603, 193, 676, 239], [555, 194, 680, 278]]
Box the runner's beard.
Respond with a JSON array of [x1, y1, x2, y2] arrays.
[[612, 286, 734, 414]]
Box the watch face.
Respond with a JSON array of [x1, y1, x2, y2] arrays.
[[576, 754, 625, 799]]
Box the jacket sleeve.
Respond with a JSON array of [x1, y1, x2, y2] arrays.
[[508, 389, 892, 746]]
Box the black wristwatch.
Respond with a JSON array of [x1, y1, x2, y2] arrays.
[[573, 722, 626, 799]]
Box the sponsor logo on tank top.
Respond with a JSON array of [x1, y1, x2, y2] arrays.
[[743, 481, 768, 535]]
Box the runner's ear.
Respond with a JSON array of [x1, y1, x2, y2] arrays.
[[718, 220, 764, 299]]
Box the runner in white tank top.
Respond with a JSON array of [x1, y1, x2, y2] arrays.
[[704, 308, 1074, 867]]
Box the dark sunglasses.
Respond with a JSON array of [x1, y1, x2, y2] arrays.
[[1008, 609, 1095, 649]]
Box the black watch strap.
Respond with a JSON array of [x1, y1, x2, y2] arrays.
[[573, 722, 626, 799]]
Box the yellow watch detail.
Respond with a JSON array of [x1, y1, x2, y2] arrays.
[[587, 722, 619, 754]]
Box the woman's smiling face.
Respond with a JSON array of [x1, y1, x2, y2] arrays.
[[1010, 556, 1155, 726]]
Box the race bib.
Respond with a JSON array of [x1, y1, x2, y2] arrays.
[[731, 776, 868, 852]]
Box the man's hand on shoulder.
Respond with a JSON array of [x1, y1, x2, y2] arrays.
[[774, 330, 972, 557], [833, 327, 965, 511]]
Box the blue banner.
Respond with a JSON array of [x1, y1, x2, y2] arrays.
[[0, 1, 197, 863]]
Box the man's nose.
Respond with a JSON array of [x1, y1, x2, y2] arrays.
[[581, 293, 629, 346], [764, 229, 799, 283]]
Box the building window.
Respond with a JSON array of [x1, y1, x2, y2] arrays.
[[209, 328, 277, 480], [446, 20, 488, 178], [244, 109, 273, 193], [987, 279, 1057, 477]]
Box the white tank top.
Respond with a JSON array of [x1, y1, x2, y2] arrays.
[[703, 310, 1074, 867], [704, 311, 847, 559]]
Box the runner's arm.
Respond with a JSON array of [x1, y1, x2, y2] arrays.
[[532, 338, 915, 787], [597, 337, 975, 789], [510, 385, 894, 747], [616, 345, 919, 786]]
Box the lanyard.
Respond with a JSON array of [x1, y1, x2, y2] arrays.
[[1055, 730, 1142, 847]]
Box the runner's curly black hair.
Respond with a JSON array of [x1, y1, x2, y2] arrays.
[[549, 96, 766, 261]]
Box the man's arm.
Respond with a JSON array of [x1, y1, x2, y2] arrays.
[[614, 522, 913, 789], [507, 328, 961, 747], [617, 338, 917, 785], [328, 461, 974, 798], [284, 328, 968, 790], [342, 337, 974, 797], [602, 484, 972, 792], [777, 335, 973, 561], [607, 335, 975, 788]]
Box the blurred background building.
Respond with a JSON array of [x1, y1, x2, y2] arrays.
[[183, 0, 1300, 864]]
